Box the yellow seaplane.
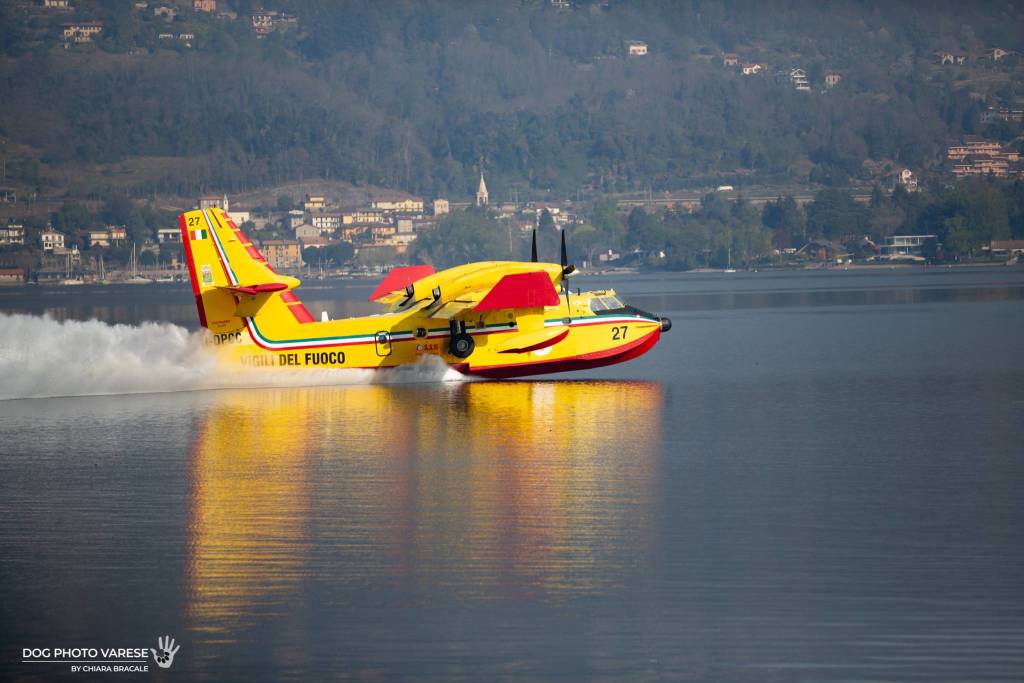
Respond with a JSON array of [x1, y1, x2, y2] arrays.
[[179, 208, 671, 378]]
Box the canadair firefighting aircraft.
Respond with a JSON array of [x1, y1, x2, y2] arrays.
[[180, 208, 671, 378]]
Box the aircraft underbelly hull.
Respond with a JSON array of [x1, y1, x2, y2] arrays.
[[462, 327, 661, 378]]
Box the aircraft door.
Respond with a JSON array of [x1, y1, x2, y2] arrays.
[[374, 330, 392, 357]]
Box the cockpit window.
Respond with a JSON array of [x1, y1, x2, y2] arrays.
[[590, 295, 625, 312]]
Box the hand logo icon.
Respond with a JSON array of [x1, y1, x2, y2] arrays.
[[151, 635, 180, 669]]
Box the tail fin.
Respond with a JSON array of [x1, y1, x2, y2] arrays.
[[179, 208, 310, 333]]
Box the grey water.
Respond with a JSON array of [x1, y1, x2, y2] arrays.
[[1, 267, 1023, 682]]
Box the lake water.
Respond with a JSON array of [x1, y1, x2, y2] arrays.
[[2, 267, 1023, 681]]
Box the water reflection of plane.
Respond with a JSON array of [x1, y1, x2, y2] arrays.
[[186, 381, 662, 636]]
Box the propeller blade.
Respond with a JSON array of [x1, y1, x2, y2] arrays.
[[531, 229, 538, 262], [560, 230, 569, 297]]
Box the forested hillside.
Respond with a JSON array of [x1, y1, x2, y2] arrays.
[[1, 0, 1023, 201]]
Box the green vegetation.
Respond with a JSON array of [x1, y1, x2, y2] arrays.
[[0, 1, 1022, 201], [416, 177, 1024, 270], [410, 208, 514, 267]]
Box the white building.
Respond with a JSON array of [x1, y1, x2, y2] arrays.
[[626, 40, 648, 57], [294, 223, 321, 240], [880, 235, 935, 260], [157, 227, 181, 243], [372, 198, 424, 213], [310, 210, 341, 232], [198, 194, 229, 211], [41, 226, 65, 251], [0, 222, 25, 245], [227, 211, 250, 225]]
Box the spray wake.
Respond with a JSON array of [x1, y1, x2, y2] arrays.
[[0, 313, 468, 401]]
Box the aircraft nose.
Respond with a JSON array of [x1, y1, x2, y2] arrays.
[[659, 317, 672, 332]]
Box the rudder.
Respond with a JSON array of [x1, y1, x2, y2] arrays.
[[179, 208, 303, 333]]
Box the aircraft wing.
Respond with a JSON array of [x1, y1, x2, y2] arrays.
[[423, 271, 562, 320]]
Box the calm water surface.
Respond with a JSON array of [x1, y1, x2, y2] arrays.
[[1, 267, 1023, 681]]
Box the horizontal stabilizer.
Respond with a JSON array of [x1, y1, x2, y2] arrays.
[[369, 265, 436, 301], [215, 276, 300, 317], [494, 326, 570, 353], [474, 271, 560, 312]]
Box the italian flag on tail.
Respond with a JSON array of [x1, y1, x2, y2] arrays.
[[192, 229, 208, 240]]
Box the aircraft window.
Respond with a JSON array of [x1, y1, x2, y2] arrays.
[[604, 295, 624, 309], [590, 296, 625, 313]]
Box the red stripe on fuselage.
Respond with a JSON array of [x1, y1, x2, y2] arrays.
[[465, 328, 661, 379], [179, 213, 207, 328]]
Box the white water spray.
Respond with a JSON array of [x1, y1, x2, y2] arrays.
[[0, 313, 468, 401]]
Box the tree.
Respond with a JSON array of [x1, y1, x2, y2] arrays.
[[806, 189, 868, 240], [323, 242, 355, 266], [301, 246, 321, 266], [762, 196, 806, 247], [538, 208, 556, 233], [410, 208, 512, 268]]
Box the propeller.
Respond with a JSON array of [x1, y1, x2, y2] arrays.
[[560, 229, 567, 271], [560, 229, 572, 312], [531, 229, 538, 263]]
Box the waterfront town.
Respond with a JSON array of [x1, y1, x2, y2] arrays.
[[0, 173, 615, 283], [2, 162, 1023, 287]]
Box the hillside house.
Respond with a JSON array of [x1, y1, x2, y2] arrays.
[[310, 210, 341, 232], [626, 40, 648, 57], [153, 4, 176, 19], [981, 107, 1024, 123], [789, 68, 810, 91], [988, 47, 1009, 61], [303, 195, 325, 211], [887, 168, 919, 192], [350, 209, 386, 225], [44, 0, 72, 9], [432, 198, 449, 216], [294, 223, 321, 240], [741, 63, 762, 76], [825, 71, 842, 88], [722, 53, 738, 67], [62, 21, 103, 44], [194, 0, 216, 11], [372, 198, 424, 213], [0, 223, 25, 245], [198, 194, 229, 210], [947, 137, 1002, 159], [252, 10, 274, 35], [41, 227, 65, 251], [953, 154, 1012, 177], [157, 228, 180, 243], [260, 240, 300, 269]]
